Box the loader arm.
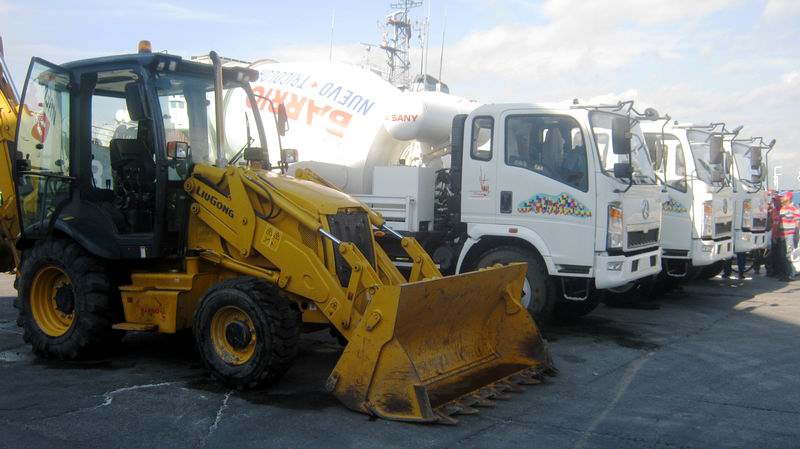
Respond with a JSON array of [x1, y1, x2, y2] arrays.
[[0, 44, 20, 271]]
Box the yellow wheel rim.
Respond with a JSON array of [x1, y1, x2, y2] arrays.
[[30, 266, 74, 337], [210, 306, 257, 366]]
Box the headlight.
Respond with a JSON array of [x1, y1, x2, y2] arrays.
[[741, 199, 752, 230], [701, 200, 713, 239], [607, 203, 624, 250]]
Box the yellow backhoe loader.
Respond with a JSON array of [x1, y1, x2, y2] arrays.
[[0, 40, 554, 423]]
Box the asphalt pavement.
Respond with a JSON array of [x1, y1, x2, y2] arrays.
[[0, 273, 798, 449]]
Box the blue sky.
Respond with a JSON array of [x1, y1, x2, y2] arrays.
[[2, 0, 799, 188]]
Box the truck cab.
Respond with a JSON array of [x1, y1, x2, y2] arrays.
[[455, 102, 662, 280], [642, 121, 734, 278], [728, 137, 771, 255]]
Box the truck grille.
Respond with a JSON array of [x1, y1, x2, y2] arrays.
[[327, 210, 376, 287], [714, 221, 732, 237], [627, 228, 659, 249], [752, 217, 767, 231]]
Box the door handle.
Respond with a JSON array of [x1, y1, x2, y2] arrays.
[[500, 190, 512, 214]]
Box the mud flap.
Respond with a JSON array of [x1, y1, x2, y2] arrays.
[[326, 263, 554, 423]]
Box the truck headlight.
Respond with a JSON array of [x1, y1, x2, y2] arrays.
[[607, 203, 624, 250], [741, 199, 752, 230], [701, 200, 713, 239]]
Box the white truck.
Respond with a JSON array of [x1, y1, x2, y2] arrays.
[[642, 121, 734, 280], [356, 102, 664, 322], [728, 136, 773, 261]]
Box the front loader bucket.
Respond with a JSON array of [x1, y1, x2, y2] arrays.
[[326, 263, 554, 424]]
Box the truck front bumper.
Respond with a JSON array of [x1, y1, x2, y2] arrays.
[[734, 230, 768, 253], [595, 249, 661, 289], [691, 238, 733, 266]]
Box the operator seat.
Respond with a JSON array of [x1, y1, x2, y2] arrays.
[[107, 82, 157, 232], [109, 82, 156, 186]]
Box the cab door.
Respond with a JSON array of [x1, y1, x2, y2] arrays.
[[495, 112, 596, 270], [14, 59, 74, 239], [460, 114, 497, 224]]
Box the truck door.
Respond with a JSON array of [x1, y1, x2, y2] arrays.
[[495, 113, 595, 270], [14, 59, 74, 239], [460, 115, 497, 224]]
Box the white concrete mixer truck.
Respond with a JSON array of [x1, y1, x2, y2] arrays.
[[232, 62, 663, 323]]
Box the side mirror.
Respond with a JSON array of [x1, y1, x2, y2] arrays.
[[643, 108, 659, 120], [124, 82, 150, 121], [611, 117, 631, 155], [243, 147, 268, 162], [750, 147, 762, 169], [167, 141, 189, 159], [613, 162, 633, 179], [281, 148, 299, 164], [709, 135, 723, 165], [277, 103, 289, 137]]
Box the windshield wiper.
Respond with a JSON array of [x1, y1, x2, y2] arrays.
[[227, 111, 254, 166]]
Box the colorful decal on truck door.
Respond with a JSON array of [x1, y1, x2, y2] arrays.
[[663, 197, 688, 214], [517, 193, 592, 217]]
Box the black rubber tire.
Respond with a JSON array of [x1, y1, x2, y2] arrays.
[[476, 246, 556, 324], [15, 238, 125, 359], [554, 287, 604, 320], [0, 242, 15, 272], [194, 277, 300, 389], [695, 261, 725, 280]]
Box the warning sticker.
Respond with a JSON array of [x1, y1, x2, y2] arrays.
[[262, 225, 282, 251]]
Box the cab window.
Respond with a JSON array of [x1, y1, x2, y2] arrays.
[[645, 133, 686, 192], [505, 115, 588, 192], [470, 117, 493, 161]]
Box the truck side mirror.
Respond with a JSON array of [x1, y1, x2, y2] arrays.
[[613, 162, 633, 179], [709, 135, 723, 165], [612, 117, 631, 155], [277, 103, 289, 137], [167, 141, 189, 159], [750, 147, 762, 170]]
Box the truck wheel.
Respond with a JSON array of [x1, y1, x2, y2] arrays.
[[16, 239, 124, 359], [476, 247, 556, 324], [194, 277, 300, 389], [554, 288, 604, 320]]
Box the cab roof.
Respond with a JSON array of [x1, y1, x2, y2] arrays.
[[60, 52, 259, 82]]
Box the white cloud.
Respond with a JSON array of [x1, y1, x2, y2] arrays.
[[439, 0, 735, 84], [763, 0, 800, 17]]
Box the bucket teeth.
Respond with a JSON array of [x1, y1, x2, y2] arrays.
[[432, 365, 554, 424], [497, 380, 525, 393], [511, 373, 542, 385], [435, 412, 459, 425], [442, 401, 479, 416], [479, 386, 511, 400]]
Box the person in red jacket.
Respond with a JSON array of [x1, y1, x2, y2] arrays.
[[771, 195, 786, 279], [778, 193, 797, 281]]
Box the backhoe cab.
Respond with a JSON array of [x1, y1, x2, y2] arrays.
[[2, 43, 553, 423]]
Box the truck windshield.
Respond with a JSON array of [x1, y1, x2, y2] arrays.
[[590, 112, 656, 184], [731, 142, 764, 191], [687, 130, 726, 186], [155, 72, 263, 166]]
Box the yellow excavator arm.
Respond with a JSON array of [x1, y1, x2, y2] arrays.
[[0, 38, 20, 271]]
